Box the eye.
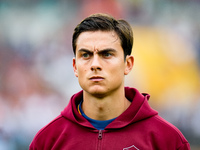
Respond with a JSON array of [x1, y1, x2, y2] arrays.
[[81, 52, 92, 59], [82, 53, 90, 58], [102, 52, 113, 58]]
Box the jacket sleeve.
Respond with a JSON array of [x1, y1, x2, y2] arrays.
[[29, 144, 34, 150], [29, 142, 36, 150], [178, 142, 190, 150]]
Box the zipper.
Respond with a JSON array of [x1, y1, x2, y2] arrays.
[[97, 130, 103, 150], [98, 130, 103, 140]]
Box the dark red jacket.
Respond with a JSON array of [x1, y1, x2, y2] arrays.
[[29, 87, 190, 150]]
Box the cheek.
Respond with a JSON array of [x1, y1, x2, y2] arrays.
[[81, 68, 87, 74], [111, 60, 126, 73], [77, 67, 88, 78], [108, 65, 125, 80]]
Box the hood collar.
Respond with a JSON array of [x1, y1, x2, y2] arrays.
[[61, 87, 158, 129]]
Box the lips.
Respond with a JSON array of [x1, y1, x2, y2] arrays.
[[89, 76, 104, 81]]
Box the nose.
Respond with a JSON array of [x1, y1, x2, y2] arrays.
[[91, 55, 102, 71]]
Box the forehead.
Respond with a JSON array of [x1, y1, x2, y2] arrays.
[[76, 31, 122, 51]]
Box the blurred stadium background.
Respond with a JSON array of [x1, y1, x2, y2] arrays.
[[0, 0, 199, 149]]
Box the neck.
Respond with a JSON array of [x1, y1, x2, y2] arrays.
[[82, 88, 131, 120]]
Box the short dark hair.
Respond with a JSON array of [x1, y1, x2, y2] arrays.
[[72, 13, 133, 58]]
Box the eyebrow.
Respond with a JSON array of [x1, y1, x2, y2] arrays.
[[77, 48, 93, 53], [77, 48, 117, 54]]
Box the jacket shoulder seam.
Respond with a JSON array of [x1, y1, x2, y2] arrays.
[[33, 115, 63, 142], [154, 115, 188, 144]]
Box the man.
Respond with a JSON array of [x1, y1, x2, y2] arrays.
[[30, 13, 190, 150]]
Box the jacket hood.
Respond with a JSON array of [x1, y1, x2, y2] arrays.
[[61, 87, 158, 129]]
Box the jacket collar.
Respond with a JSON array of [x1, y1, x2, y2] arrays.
[[61, 87, 158, 129]]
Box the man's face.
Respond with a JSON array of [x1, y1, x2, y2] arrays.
[[73, 31, 133, 97]]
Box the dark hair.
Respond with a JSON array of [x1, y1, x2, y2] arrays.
[[72, 13, 133, 58]]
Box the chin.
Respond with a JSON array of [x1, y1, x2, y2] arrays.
[[85, 86, 108, 98]]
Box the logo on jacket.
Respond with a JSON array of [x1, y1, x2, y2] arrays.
[[123, 145, 139, 150]]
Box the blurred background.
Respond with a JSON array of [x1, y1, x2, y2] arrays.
[[0, 0, 199, 149]]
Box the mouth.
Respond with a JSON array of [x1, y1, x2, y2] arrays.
[[89, 76, 104, 82]]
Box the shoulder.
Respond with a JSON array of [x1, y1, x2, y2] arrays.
[[29, 115, 66, 149], [150, 115, 190, 148], [154, 115, 186, 139]]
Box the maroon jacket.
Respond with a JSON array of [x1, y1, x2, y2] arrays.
[[29, 87, 190, 150]]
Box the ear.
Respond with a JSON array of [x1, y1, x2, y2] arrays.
[[124, 55, 134, 75], [73, 57, 78, 77]]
